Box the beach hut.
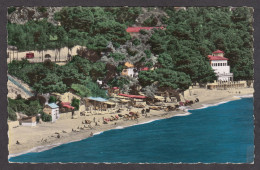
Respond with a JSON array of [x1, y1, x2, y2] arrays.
[[19, 116, 37, 126], [84, 97, 108, 111], [43, 103, 60, 122], [104, 101, 116, 109]]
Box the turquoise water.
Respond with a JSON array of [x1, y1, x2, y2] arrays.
[[9, 97, 254, 163]]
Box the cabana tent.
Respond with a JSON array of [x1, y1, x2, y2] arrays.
[[84, 97, 115, 110], [118, 93, 146, 99]]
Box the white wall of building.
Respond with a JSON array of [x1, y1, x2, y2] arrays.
[[51, 108, 60, 122], [127, 68, 135, 77], [211, 60, 230, 74], [7, 45, 84, 63], [211, 60, 233, 81], [21, 122, 36, 127]]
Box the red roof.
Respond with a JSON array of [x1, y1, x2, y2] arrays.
[[208, 55, 228, 61], [126, 27, 165, 33], [61, 102, 75, 109], [118, 93, 146, 99], [140, 67, 149, 71], [61, 102, 71, 106], [113, 87, 119, 90], [212, 50, 224, 54]]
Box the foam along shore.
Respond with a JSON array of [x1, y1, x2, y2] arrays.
[[8, 88, 254, 158]]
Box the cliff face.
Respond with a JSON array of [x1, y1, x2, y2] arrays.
[[8, 7, 63, 25], [135, 7, 168, 27]]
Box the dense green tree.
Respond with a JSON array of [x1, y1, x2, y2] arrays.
[[71, 98, 80, 110], [48, 96, 57, 103], [33, 73, 67, 93], [7, 7, 253, 94], [149, 7, 253, 81], [108, 76, 130, 89], [71, 84, 91, 97], [138, 69, 192, 91], [109, 53, 126, 61], [104, 7, 142, 26]]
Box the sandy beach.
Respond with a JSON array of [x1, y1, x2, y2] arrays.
[[8, 87, 254, 158]]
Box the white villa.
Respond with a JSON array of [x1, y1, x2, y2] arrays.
[[208, 50, 233, 81]]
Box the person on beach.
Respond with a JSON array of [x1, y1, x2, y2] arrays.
[[16, 140, 20, 145], [72, 110, 75, 118], [141, 109, 145, 115]]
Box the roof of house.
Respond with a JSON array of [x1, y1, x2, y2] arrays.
[[47, 103, 59, 109], [140, 67, 149, 71], [212, 50, 224, 54], [126, 27, 165, 33], [125, 62, 134, 68], [208, 55, 228, 61], [88, 97, 108, 102]]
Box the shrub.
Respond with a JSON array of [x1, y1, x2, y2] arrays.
[[113, 42, 120, 48], [71, 84, 91, 97], [48, 96, 57, 103], [132, 39, 141, 46], [8, 7, 16, 14], [140, 29, 148, 35], [37, 7, 47, 13], [41, 113, 52, 122], [8, 107, 17, 121], [71, 98, 80, 110], [144, 50, 151, 58], [109, 53, 126, 61]]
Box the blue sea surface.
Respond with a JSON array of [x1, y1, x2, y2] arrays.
[[9, 97, 254, 163]]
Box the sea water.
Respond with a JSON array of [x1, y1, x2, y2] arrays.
[[9, 97, 254, 163]]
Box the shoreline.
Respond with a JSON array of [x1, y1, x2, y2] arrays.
[[8, 89, 254, 159]]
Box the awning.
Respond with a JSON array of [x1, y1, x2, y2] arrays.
[[63, 105, 75, 110], [87, 97, 108, 102], [120, 99, 130, 103], [115, 95, 128, 99], [118, 93, 146, 99], [104, 101, 116, 105], [109, 98, 120, 102], [154, 95, 164, 100]]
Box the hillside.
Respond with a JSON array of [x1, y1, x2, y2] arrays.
[[8, 7, 62, 25], [7, 7, 254, 97]]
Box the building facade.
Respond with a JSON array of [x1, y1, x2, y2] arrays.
[[121, 62, 137, 77], [19, 116, 37, 126], [208, 50, 233, 81], [43, 103, 60, 122]]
